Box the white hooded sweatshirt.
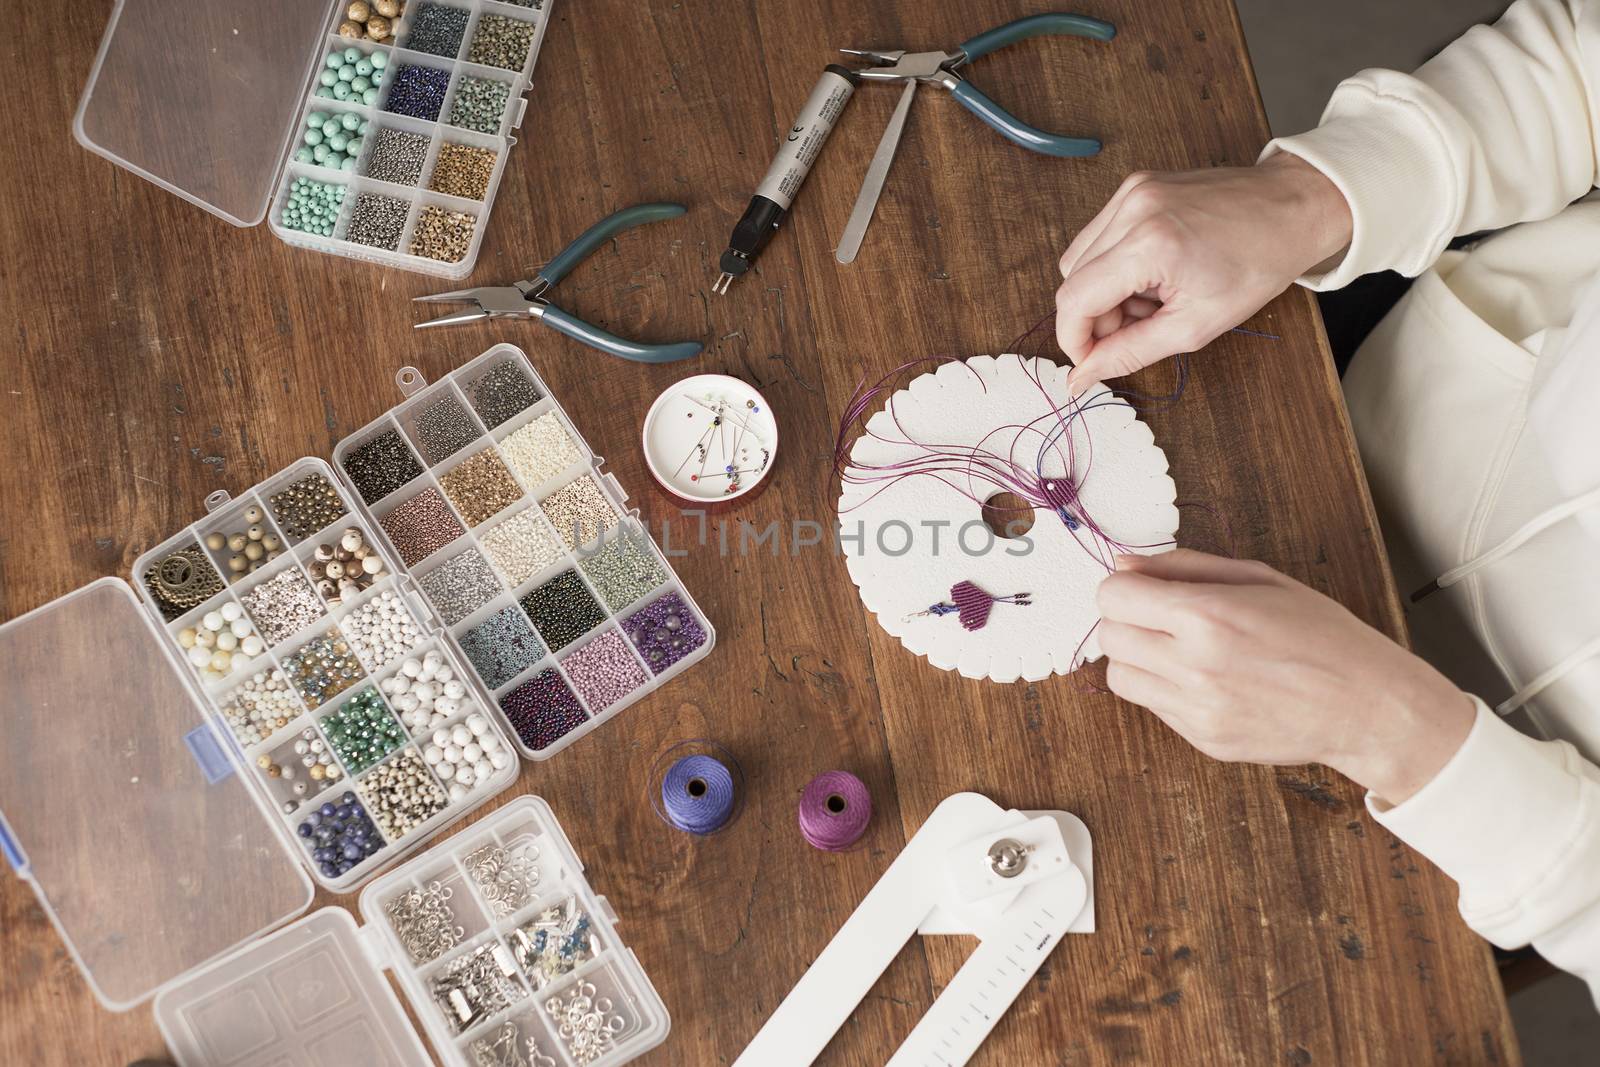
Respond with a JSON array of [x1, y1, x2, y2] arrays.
[[1262, 0, 1600, 1005]]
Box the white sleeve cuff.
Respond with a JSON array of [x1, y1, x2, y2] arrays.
[[1368, 696, 1600, 947], [1261, 78, 1460, 290]]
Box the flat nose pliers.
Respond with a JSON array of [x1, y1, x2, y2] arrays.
[[836, 13, 1115, 262], [414, 202, 703, 364]]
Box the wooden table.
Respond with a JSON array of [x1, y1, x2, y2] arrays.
[[0, 0, 1520, 1063]]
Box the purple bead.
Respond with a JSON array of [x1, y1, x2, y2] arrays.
[[622, 592, 707, 675], [499, 668, 588, 751]]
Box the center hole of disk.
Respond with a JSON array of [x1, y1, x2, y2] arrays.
[[687, 778, 707, 798], [826, 794, 847, 815], [981, 491, 1035, 539]]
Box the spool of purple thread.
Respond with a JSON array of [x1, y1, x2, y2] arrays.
[[798, 770, 872, 851], [660, 754, 737, 835]]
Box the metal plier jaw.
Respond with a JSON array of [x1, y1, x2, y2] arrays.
[[840, 13, 1115, 158], [414, 203, 703, 364], [841, 48, 967, 91]]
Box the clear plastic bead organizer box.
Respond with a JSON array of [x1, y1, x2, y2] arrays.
[[130, 456, 524, 894], [332, 345, 716, 764], [75, 0, 555, 277], [150, 798, 670, 1067], [111, 344, 712, 897]]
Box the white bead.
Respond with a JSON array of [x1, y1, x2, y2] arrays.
[[394, 694, 420, 713], [188, 645, 212, 667], [462, 742, 482, 763], [220, 602, 243, 622], [473, 759, 493, 781], [481, 733, 501, 753], [444, 680, 466, 700], [489, 749, 512, 770], [434, 761, 455, 780], [456, 765, 476, 787], [242, 635, 265, 657], [412, 682, 436, 703], [424, 744, 444, 764], [230, 618, 253, 639], [448, 782, 468, 802], [435, 697, 459, 717], [443, 744, 462, 763], [401, 658, 421, 678], [450, 725, 472, 747], [466, 713, 488, 735], [202, 611, 224, 631], [424, 650, 443, 667], [436, 667, 455, 684]]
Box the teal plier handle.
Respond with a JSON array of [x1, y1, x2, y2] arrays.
[[542, 305, 703, 364], [537, 202, 703, 363], [950, 13, 1115, 158]]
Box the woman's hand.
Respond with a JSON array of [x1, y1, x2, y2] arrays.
[[1096, 550, 1474, 804], [1057, 153, 1353, 395]]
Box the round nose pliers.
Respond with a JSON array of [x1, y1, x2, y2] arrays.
[[413, 202, 704, 364], [842, 13, 1116, 158]]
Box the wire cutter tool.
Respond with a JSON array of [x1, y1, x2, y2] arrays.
[[414, 202, 704, 364], [836, 13, 1116, 263]]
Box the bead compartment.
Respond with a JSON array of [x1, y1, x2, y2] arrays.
[[333, 345, 715, 762], [264, 1, 550, 279]]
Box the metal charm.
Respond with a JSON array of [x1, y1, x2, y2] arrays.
[[385, 880, 466, 965], [466, 840, 541, 918], [468, 1019, 557, 1067], [546, 979, 628, 1064], [510, 897, 596, 989], [430, 940, 529, 1035]]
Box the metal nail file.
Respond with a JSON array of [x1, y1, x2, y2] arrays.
[[732, 792, 1095, 1067], [835, 79, 917, 264]]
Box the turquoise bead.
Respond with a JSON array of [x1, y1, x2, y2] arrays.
[[351, 76, 370, 93], [339, 64, 357, 82], [315, 87, 335, 99], [306, 111, 328, 128], [332, 82, 353, 101], [341, 156, 358, 172], [355, 59, 373, 77], [303, 128, 323, 146], [294, 147, 314, 164], [319, 70, 337, 87], [343, 47, 361, 63], [362, 88, 379, 106], [326, 52, 343, 69], [346, 136, 364, 155], [370, 51, 387, 70], [321, 118, 341, 137], [340, 112, 361, 132], [312, 143, 331, 163], [329, 132, 349, 152]]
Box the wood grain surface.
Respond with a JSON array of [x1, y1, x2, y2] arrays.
[[0, 0, 1520, 1064]]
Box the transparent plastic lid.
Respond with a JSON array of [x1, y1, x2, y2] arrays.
[[0, 578, 313, 1010], [155, 907, 431, 1067], [73, 0, 332, 226]]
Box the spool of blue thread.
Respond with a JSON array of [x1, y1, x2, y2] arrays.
[[659, 754, 737, 835]]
